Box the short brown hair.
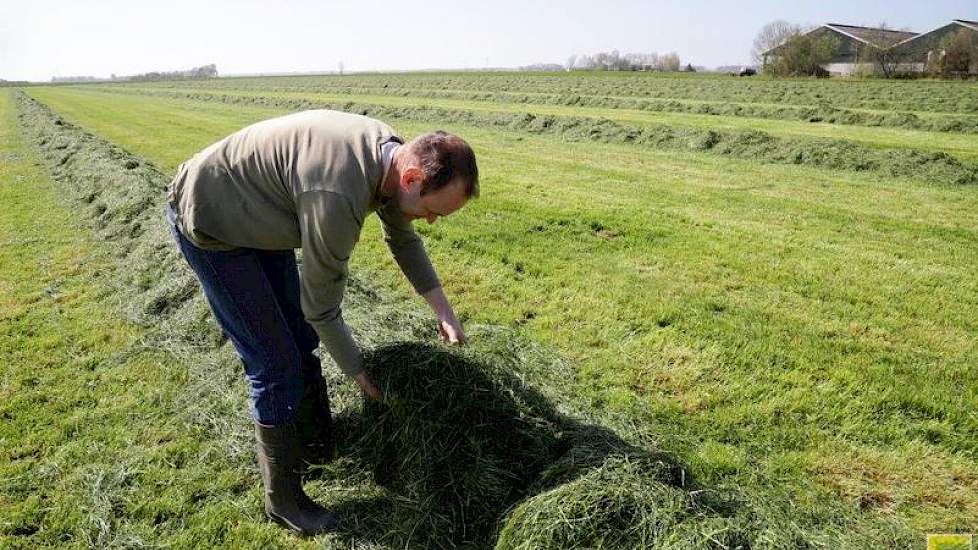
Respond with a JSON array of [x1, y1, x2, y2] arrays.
[[408, 131, 479, 198]]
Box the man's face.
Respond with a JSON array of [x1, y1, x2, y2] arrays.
[[399, 177, 469, 224]]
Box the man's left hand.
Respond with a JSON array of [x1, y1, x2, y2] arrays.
[[423, 286, 466, 345], [438, 316, 466, 344]]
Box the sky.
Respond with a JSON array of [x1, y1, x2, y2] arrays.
[[1, 0, 975, 81]]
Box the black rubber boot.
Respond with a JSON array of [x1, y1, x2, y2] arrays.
[[255, 422, 338, 536], [295, 378, 335, 465]]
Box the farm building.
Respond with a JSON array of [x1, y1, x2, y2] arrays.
[[762, 23, 918, 76], [890, 20, 978, 75]]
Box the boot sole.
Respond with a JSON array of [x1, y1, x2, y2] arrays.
[[265, 510, 337, 537]]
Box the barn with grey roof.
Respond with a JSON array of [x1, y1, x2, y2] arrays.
[[762, 19, 977, 76]]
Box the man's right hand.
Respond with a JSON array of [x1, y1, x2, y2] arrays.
[[353, 372, 385, 403]]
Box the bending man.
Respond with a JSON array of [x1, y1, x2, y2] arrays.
[[165, 109, 478, 535]]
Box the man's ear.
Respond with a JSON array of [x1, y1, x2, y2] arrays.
[[400, 166, 424, 191]]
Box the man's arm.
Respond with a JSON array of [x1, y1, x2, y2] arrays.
[[376, 202, 464, 343], [376, 201, 440, 293], [297, 190, 383, 399], [422, 286, 465, 344]]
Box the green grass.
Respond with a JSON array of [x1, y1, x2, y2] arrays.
[[132, 71, 978, 114], [109, 78, 978, 134], [8, 89, 777, 549], [73, 85, 978, 162], [19, 81, 978, 544], [0, 89, 272, 548]]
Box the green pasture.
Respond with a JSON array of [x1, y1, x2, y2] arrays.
[[127, 74, 978, 132], [0, 89, 277, 548], [135, 71, 978, 114], [74, 85, 978, 162], [19, 80, 978, 546]]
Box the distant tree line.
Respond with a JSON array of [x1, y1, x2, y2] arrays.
[[51, 75, 100, 83], [120, 64, 218, 82], [49, 64, 218, 83], [518, 63, 566, 72], [569, 50, 683, 71], [517, 50, 685, 72], [0, 78, 32, 87]]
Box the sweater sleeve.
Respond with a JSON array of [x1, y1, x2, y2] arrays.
[[376, 201, 441, 294], [297, 190, 364, 377]]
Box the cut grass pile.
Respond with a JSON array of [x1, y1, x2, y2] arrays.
[[78, 86, 978, 185]]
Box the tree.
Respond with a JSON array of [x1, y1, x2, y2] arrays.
[[561, 50, 686, 72], [593, 51, 610, 70], [766, 33, 839, 76], [859, 23, 913, 78], [862, 44, 911, 78], [937, 28, 978, 77], [752, 20, 802, 64], [191, 64, 218, 79], [657, 52, 681, 72]]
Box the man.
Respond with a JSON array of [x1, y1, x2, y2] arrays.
[[165, 109, 478, 536]]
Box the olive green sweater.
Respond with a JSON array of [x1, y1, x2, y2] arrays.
[[167, 110, 440, 377]]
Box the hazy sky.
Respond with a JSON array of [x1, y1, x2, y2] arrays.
[[1, 0, 974, 81]]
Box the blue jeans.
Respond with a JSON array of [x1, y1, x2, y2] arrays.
[[166, 204, 322, 425]]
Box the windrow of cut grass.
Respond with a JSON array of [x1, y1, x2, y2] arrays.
[[135, 71, 978, 114], [79, 84, 978, 163], [0, 88, 277, 547], [22, 84, 978, 544], [7, 89, 901, 549], [60, 86, 978, 185], [111, 79, 978, 134]]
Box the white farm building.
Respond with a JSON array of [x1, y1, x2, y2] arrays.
[[762, 19, 978, 76]]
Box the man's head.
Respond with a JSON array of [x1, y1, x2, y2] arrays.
[[392, 131, 478, 224]]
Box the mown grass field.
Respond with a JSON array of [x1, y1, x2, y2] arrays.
[[75, 85, 978, 160], [4, 71, 978, 548]]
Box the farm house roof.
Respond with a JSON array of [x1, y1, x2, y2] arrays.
[[761, 23, 919, 56], [888, 19, 978, 50], [953, 19, 978, 31], [822, 24, 919, 47]]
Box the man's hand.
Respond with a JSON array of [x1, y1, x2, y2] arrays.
[[422, 286, 466, 345], [353, 372, 384, 403], [438, 315, 466, 345]]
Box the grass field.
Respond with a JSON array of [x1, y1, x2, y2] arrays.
[[74, 85, 978, 161], [4, 71, 978, 548]]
